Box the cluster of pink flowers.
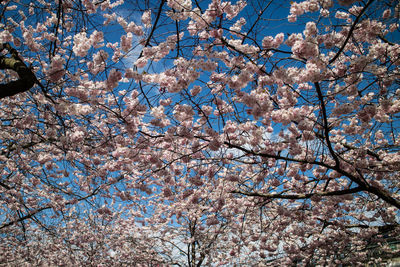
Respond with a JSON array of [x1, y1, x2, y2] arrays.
[[262, 33, 285, 49], [117, 16, 144, 36], [227, 39, 259, 54], [69, 128, 85, 143], [141, 10, 152, 28], [291, 39, 319, 59], [382, 9, 391, 19], [82, 0, 96, 14], [166, 0, 192, 20], [134, 57, 148, 68], [335, 10, 350, 20], [150, 106, 165, 120], [73, 31, 104, 57], [300, 62, 321, 82], [125, 68, 141, 81], [88, 50, 108, 74], [106, 69, 122, 90], [222, 0, 246, 20], [20, 24, 41, 52], [288, 0, 322, 22], [229, 17, 246, 34], [190, 85, 202, 96], [304, 22, 317, 37], [173, 104, 194, 122], [120, 33, 133, 53], [0, 29, 13, 44], [47, 55, 65, 82]]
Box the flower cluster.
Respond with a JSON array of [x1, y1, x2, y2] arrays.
[[73, 31, 104, 57], [141, 10, 152, 28], [47, 55, 65, 82], [106, 69, 122, 90], [262, 33, 285, 49]]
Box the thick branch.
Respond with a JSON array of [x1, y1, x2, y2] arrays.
[[314, 81, 340, 167], [224, 141, 400, 209], [0, 185, 103, 230], [0, 206, 51, 230], [0, 43, 37, 99], [232, 186, 363, 200]]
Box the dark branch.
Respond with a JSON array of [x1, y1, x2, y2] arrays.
[[224, 141, 400, 209], [328, 0, 375, 64], [232, 186, 363, 200], [0, 43, 37, 99]]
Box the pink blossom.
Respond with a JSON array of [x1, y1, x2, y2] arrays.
[[120, 17, 144, 36], [151, 106, 165, 119], [48, 55, 65, 82], [202, 105, 213, 116], [348, 5, 363, 15], [120, 33, 133, 53], [262, 33, 285, 49], [209, 29, 223, 38], [304, 0, 320, 12], [90, 30, 104, 48], [73, 32, 91, 57], [288, 14, 297, 22], [106, 69, 122, 89], [292, 39, 319, 59], [125, 68, 141, 80], [141, 10, 152, 28], [135, 57, 148, 68], [304, 22, 317, 37], [285, 33, 303, 47], [82, 0, 96, 13], [230, 17, 246, 33], [167, 0, 192, 11], [335, 11, 349, 20], [173, 104, 194, 122], [302, 62, 321, 82], [290, 2, 305, 16], [5, 5, 17, 11], [320, 9, 330, 17], [69, 129, 85, 142], [275, 33, 285, 46], [389, 23, 398, 32], [224, 0, 246, 20], [190, 85, 202, 96], [382, 9, 391, 19], [0, 30, 13, 43], [160, 98, 172, 106]]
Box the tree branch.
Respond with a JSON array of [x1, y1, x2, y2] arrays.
[[0, 43, 37, 99], [328, 0, 375, 64], [0, 184, 103, 230], [314, 81, 340, 168], [224, 141, 400, 209], [232, 186, 363, 200]]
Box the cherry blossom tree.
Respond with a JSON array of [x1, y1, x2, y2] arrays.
[[0, 0, 399, 265]]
